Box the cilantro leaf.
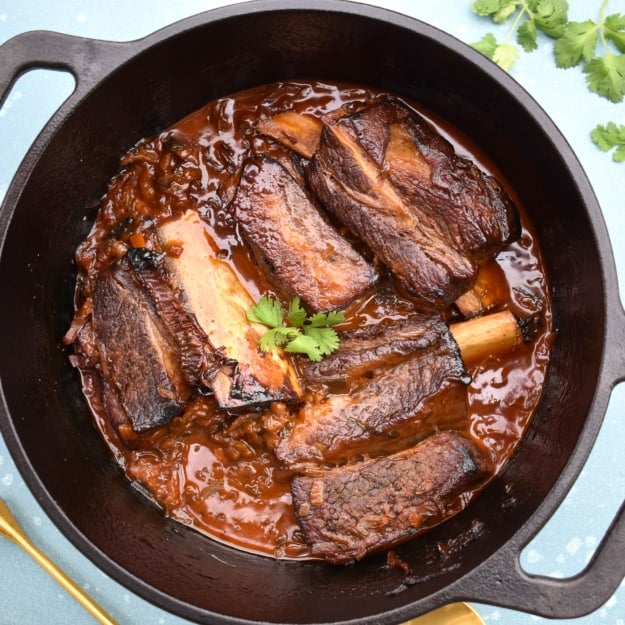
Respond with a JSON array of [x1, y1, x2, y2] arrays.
[[284, 334, 323, 361], [591, 121, 625, 162], [605, 13, 625, 52], [471, 0, 521, 24], [321, 310, 346, 326], [493, 0, 520, 24], [584, 54, 625, 103], [553, 20, 598, 67], [517, 20, 538, 52], [259, 327, 298, 352], [471, 0, 509, 17], [472, 33, 499, 59], [303, 326, 340, 356], [246, 295, 284, 328], [614, 145, 625, 163], [307, 310, 345, 328], [532, 0, 569, 38], [471, 0, 568, 37], [287, 296, 307, 328], [493, 43, 521, 70]]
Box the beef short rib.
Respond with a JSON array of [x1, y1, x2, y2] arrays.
[[276, 315, 470, 468], [89, 207, 304, 432], [301, 314, 446, 387], [91, 262, 190, 432], [291, 430, 489, 563], [309, 97, 520, 310], [158, 210, 302, 411], [231, 154, 378, 312]]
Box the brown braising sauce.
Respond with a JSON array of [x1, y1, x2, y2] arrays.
[[69, 81, 553, 560]]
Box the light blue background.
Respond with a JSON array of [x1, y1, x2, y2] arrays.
[[1, 1, 624, 624]]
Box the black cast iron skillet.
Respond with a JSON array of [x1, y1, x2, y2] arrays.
[[1, 2, 625, 624]]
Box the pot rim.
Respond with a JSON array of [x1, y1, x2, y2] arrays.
[[1, 2, 625, 623]]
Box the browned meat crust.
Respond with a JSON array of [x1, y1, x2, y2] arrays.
[[275, 315, 470, 468], [231, 154, 378, 311], [300, 314, 445, 386], [291, 431, 489, 563], [91, 262, 190, 432], [308, 97, 520, 309]]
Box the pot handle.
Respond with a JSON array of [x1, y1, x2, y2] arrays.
[[459, 499, 625, 617], [460, 295, 625, 616], [0, 30, 132, 108]]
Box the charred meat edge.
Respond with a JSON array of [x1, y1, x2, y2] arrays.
[[90, 261, 190, 433]]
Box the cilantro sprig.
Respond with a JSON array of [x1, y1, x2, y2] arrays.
[[471, 0, 569, 69], [471, 0, 625, 102], [246, 296, 344, 362], [554, 3, 625, 102], [471, 0, 625, 162]]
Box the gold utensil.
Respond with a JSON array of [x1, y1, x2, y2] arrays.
[[2, 495, 483, 625], [0, 497, 119, 625], [404, 602, 485, 625]]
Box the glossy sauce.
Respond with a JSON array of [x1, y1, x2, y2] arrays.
[[71, 81, 553, 560]]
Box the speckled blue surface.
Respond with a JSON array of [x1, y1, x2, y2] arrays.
[[1, 1, 625, 624]]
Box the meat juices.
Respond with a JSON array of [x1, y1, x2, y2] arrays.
[[65, 80, 553, 562]]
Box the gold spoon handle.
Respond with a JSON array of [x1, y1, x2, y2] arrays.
[[2, 496, 484, 625], [404, 602, 484, 625], [0, 498, 119, 625]]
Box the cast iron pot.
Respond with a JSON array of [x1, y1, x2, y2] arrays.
[[1, 2, 625, 623]]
